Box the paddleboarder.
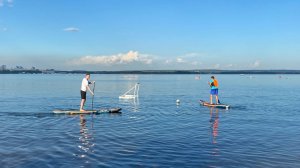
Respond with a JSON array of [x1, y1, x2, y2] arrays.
[[208, 76, 219, 104], [80, 73, 95, 112]]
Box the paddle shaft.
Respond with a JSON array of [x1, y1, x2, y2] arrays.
[[92, 82, 95, 110]]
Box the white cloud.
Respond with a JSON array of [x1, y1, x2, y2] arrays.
[[176, 58, 185, 63], [191, 61, 198, 65], [165, 59, 172, 64], [252, 60, 261, 68], [69, 51, 153, 66], [0, 0, 13, 7], [66, 51, 220, 70], [173, 52, 206, 65], [7, 0, 13, 7], [0, 26, 7, 32], [225, 64, 233, 68], [214, 64, 220, 69], [182, 52, 203, 58], [161, 53, 205, 67], [63, 27, 80, 32]]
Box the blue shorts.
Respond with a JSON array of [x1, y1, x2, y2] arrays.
[[210, 89, 218, 95]]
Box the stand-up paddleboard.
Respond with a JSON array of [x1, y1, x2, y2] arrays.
[[53, 108, 122, 114], [200, 100, 230, 110]]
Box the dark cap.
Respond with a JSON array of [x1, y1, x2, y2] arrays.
[[211, 76, 215, 79], [86, 72, 91, 76]]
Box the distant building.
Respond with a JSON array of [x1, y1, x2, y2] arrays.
[[1, 65, 6, 71]]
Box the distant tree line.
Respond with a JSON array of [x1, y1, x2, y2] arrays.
[[1, 69, 300, 74]]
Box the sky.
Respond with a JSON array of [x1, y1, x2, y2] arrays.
[[0, 0, 300, 70]]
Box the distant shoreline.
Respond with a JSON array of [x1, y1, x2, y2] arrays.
[[1, 70, 300, 74]]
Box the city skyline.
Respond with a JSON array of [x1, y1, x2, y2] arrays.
[[0, 0, 300, 70]]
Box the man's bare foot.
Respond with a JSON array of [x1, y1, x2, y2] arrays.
[[80, 109, 86, 112]]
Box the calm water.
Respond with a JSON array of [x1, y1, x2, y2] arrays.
[[0, 74, 300, 168]]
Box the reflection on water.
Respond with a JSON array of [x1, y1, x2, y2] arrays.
[[2, 74, 300, 167], [74, 115, 95, 162], [119, 98, 140, 112], [210, 108, 219, 144], [209, 107, 220, 157], [122, 75, 139, 80]]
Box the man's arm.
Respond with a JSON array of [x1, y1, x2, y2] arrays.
[[208, 80, 214, 87], [87, 85, 94, 95], [208, 81, 212, 87]]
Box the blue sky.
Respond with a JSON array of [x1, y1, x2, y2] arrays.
[[0, 0, 300, 70]]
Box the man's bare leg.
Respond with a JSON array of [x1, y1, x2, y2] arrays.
[[216, 95, 219, 104], [80, 99, 86, 111]]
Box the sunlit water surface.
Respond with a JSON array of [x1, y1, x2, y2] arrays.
[[0, 74, 300, 167]]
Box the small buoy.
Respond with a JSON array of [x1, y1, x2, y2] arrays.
[[176, 99, 180, 105]]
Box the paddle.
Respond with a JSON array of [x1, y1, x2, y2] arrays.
[[92, 81, 95, 110]]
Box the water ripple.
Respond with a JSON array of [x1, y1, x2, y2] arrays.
[[1, 74, 300, 167]]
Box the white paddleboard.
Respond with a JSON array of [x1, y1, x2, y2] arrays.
[[199, 100, 230, 109]]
